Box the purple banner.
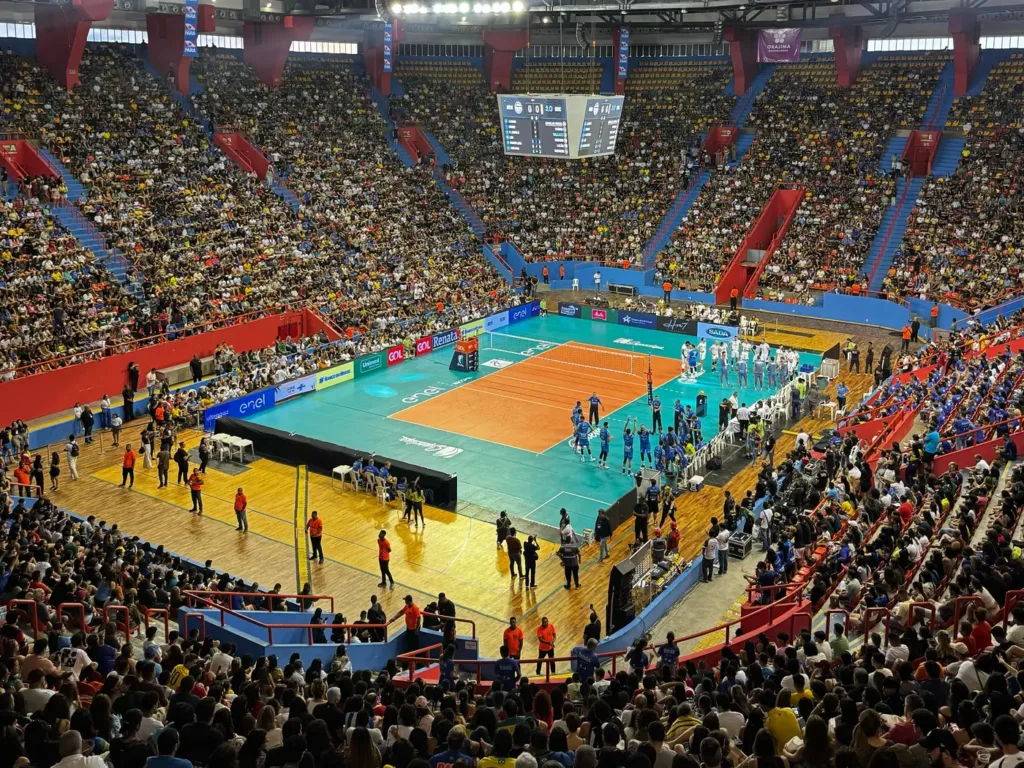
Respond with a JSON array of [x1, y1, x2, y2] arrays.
[[757, 28, 801, 63]]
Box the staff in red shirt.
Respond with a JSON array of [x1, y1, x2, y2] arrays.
[[503, 616, 524, 660], [377, 529, 395, 588], [306, 510, 324, 563], [188, 468, 204, 514], [234, 487, 248, 533], [394, 594, 422, 651], [120, 444, 136, 489], [536, 616, 557, 676]]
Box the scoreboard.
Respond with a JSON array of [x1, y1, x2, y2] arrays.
[[578, 97, 624, 157], [498, 96, 569, 158], [498, 94, 625, 159]]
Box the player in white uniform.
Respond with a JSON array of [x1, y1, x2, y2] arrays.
[[758, 341, 771, 363], [709, 340, 720, 372], [697, 339, 707, 373], [680, 343, 690, 376]]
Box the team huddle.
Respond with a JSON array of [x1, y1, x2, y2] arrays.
[[567, 337, 799, 474]]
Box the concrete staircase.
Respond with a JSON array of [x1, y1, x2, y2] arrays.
[[728, 65, 776, 126], [864, 176, 925, 293], [422, 129, 451, 168], [879, 136, 908, 175], [921, 61, 957, 129], [370, 88, 415, 167], [36, 147, 86, 203], [931, 137, 966, 178], [432, 169, 485, 237], [731, 133, 755, 165], [48, 203, 144, 299], [641, 171, 711, 266], [966, 49, 1011, 97]]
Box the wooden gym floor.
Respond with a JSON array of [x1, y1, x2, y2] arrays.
[[44, 358, 871, 659]]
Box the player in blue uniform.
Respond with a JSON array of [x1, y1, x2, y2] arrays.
[[673, 399, 685, 433], [638, 425, 653, 468], [687, 348, 698, 374], [598, 421, 612, 469], [588, 392, 603, 425], [767, 358, 779, 388], [719, 357, 730, 385], [737, 358, 748, 388], [575, 418, 594, 462], [654, 439, 666, 471], [651, 396, 663, 432], [494, 645, 521, 692], [753, 359, 764, 389], [570, 401, 584, 453], [622, 417, 635, 474]]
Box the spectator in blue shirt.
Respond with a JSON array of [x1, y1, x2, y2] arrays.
[[428, 725, 475, 768], [147, 728, 193, 768]]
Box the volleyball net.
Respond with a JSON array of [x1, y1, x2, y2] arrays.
[[483, 332, 650, 378]]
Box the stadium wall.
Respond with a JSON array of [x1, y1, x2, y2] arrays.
[[1, 307, 309, 426]]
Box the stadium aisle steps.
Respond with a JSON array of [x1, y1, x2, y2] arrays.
[[730, 133, 755, 166], [272, 178, 302, 212], [728, 65, 776, 126], [432, 169, 486, 237], [966, 49, 1011, 97], [370, 87, 416, 167], [921, 61, 956, 128], [37, 147, 86, 203], [47, 204, 144, 299], [931, 137, 966, 178], [865, 177, 925, 293], [422, 129, 452, 168], [641, 170, 711, 266], [879, 136, 908, 175], [140, 57, 214, 138]]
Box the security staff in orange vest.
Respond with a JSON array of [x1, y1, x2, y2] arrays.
[[559, 264, 565, 280], [536, 616, 557, 676], [542, 265, 549, 284], [730, 287, 739, 311], [900, 324, 912, 353], [234, 487, 248, 533], [306, 510, 325, 564], [188, 467, 204, 514], [120, 444, 136, 489], [663, 280, 673, 305], [931, 303, 940, 328]]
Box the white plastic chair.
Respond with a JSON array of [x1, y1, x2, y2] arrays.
[[571, 278, 579, 291]]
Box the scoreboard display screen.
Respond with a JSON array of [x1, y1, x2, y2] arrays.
[[498, 94, 625, 159], [578, 96, 624, 157], [498, 96, 569, 158]]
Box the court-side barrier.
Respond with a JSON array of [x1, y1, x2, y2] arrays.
[[199, 301, 541, 434]]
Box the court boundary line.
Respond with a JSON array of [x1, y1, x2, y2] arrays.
[[522, 490, 613, 522]]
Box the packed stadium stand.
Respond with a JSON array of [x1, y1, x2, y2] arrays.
[[6, 9, 1024, 768]]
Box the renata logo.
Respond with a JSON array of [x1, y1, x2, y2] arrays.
[[387, 346, 405, 365], [592, 309, 607, 321], [416, 337, 432, 355]]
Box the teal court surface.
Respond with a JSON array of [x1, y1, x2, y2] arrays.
[[245, 316, 821, 530]]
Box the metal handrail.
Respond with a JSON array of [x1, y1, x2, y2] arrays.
[[9, 598, 41, 639], [143, 607, 170, 640], [56, 603, 88, 634], [866, 176, 913, 291], [742, 184, 806, 299], [184, 589, 335, 612]]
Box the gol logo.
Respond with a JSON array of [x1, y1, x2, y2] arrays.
[[415, 338, 432, 355], [387, 347, 405, 365], [592, 309, 607, 321]]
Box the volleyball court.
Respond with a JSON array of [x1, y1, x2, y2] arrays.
[[391, 332, 681, 453]]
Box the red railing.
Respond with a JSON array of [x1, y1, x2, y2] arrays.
[[866, 175, 913, 291], [862, 606, 892, 647], [922, 83, 947, 129], [57, 603, 88, 634], [742, 183, 805, 299], [103, 605, 132, 636], [9, 599, 40, 639], [182, 612, 206, 640], [143, 607, 170, 640], [5, 300, 308, 379], [184, 589, 335, 613]]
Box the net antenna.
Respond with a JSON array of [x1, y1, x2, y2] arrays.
[[646, 354, 654, 405], [485, 332, 647, 377]]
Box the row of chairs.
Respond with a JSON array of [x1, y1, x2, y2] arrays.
[[331, 463, 405, 507], [207, 433, 256, 463]]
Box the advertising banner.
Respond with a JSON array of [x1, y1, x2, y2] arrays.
[[697, 322, 739, 341], [618, 311, 657, 330], [484, 310, 510, 332], [387, 345, 406, 366], [459, 318, 485, 339], [355, 350, 386, 377], [508, 304, 533, 324], [183, 0, 198, 57], [656, 316, 698, 336], [757, 28, 801, 62], [415, 336, 433, 356], [315, 363, 354, 391], [587, 307, 619, 324], [431, 328, 460, 349], [275, 374, 317, 403], [203, 387, 276, 431], [383, 23, 393, 73], [558, 302, 582, 318], [617, 27, 629, 82]]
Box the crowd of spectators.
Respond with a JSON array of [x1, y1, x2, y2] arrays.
[[882, 58, 1024, 309], [0, 194, 138, 380], [656, 55, 943, 298], [395, 60, 735, 263], [0, 47, 514, 378]]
